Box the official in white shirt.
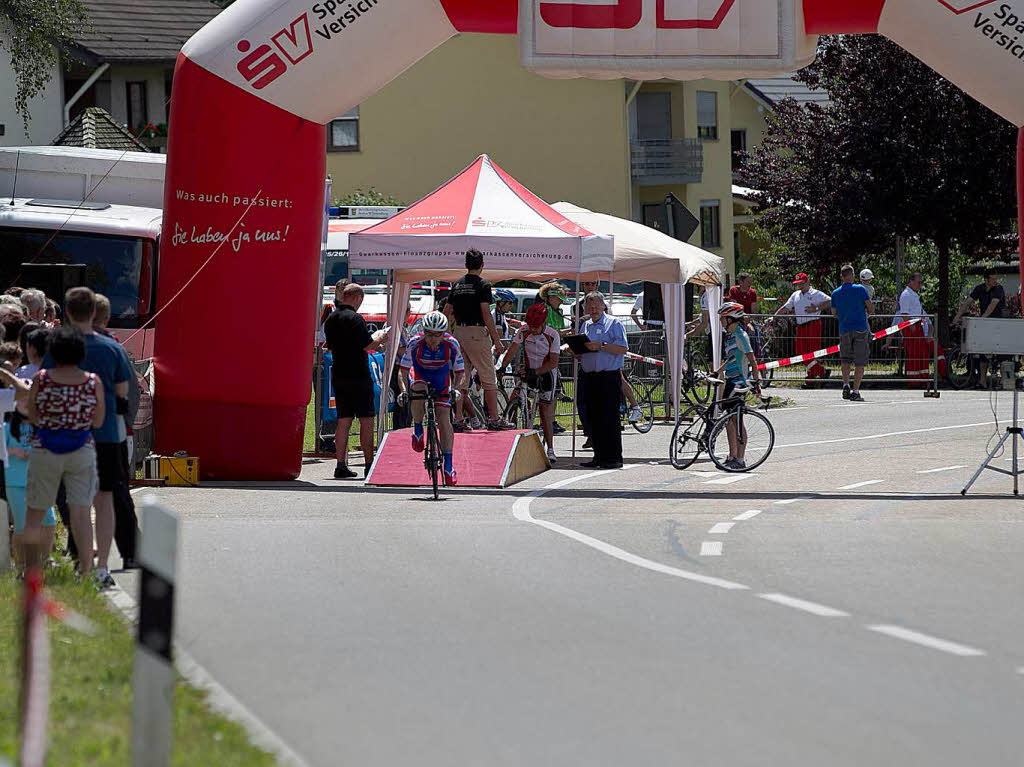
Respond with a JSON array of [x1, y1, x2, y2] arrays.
[[897, 272, 931, 386], [772, 272, 831, 385]]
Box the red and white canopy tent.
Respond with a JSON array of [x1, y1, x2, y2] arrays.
[[349, 154, 721, 438]]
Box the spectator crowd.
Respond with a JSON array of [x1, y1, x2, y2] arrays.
[[1, 285, 140, 588]]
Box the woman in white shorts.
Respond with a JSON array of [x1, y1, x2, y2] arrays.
[[22, 327, 104, 575]]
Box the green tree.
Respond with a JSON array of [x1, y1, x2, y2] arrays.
[[742, 35, 1018, 343], [335, 187, 401, 206], [0, 0, 88, 130]]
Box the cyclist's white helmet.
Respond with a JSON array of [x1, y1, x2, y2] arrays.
[[718, 301, 745, 320], [421, 310, 448, 332], [860, 268, 874, 280]]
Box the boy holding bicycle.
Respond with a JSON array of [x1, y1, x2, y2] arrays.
[[717, 302, 762, 470], [496, 303, 561, 463]]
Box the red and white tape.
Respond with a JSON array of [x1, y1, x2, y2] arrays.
[[755, 319, 920, 371]]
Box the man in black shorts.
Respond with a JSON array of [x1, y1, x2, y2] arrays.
[[324, 283, 386, 479]]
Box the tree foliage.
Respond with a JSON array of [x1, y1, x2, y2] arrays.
[[335, 187, 401, 206], [741, 35, 1018, 339], [0, 0, 88, 131]]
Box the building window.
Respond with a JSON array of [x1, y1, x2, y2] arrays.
[[697, 90, 718, 140], [700, 200, 721, 248], [636, 91, 672, 141], [126, 81, 148, 133], [328, 107, 359, 152], [731, 129, 747, 170]]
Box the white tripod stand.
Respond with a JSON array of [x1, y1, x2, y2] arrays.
[[962, 383, 1022, 496]]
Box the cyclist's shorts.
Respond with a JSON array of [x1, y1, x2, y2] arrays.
[[722, 379, 748, 411], [410, 378, 454, 409], [535, 370, 558, 404]]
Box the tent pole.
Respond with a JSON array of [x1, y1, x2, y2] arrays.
[[571, 268, 582, 459]]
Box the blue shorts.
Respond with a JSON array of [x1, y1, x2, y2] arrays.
[[5, 485, 57, 534], [410, 372, 454, 408]]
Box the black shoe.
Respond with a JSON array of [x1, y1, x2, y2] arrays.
[[849, 391, 864, 402], [334, 464, 357, 479], [580, 460, 601, 468], [581, 438, 593, 450], [553, 422, 566, 434], [842, 385, 851, 400], [120, 558, 138, 571], [822, 368, 832, 379], [599, 461, 624, 469]]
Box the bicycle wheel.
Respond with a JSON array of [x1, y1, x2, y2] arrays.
[[627, 377, 654, 433], [945, 344, 973, 390], [687, 349, 712, 405], [425, 418, 441, 499], [707, 406, 775, 472], [502, 392, 521, 428], [669, 417, 705, 470]]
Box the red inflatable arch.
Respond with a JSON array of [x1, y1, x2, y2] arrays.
[[159, 0, 1024, 479]]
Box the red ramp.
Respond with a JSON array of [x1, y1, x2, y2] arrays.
[[366, 429, 548, 488]]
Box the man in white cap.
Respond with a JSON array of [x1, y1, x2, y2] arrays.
[[772, 272, 831, 387], [859, 269, 875, 300]]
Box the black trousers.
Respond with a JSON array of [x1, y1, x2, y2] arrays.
[[576, 371, 590, 437], [113, 440, 138, 563], [581, 370, 622, 464]]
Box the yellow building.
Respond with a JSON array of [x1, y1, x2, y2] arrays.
[[326, 33, 818, 283]]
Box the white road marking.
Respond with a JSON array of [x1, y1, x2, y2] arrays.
[[775, 421, 991, 449], [917, 465, 967, 474], [758, 593, 849, 617], [705, 473, 756, 485], [866, 625, 986, 657], [688, 471, 721, 478], [708, 522, 734, 534], [733, 509, 763, 521], [837, 479, 884, 490], [700, 541, 723, 556], [773, 497, 809, 505], [512, 472, 748, 590]]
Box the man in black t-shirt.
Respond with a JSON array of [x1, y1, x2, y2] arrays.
[[443, 248, 507, 430], [323, 283, 386, 478], [955, 269, 1008, 386]]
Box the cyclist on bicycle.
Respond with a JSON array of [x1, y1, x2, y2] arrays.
[[497, 302, 562, 463], [397, 310, 465, 485], [717, 301, 762, 470]]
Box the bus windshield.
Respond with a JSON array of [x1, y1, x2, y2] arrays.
[[0, 227, 154, 328]]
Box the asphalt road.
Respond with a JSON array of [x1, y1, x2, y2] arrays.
[[119, 388, 1024, 766]]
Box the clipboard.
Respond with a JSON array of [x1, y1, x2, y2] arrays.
[[563, 334, 591, 354]]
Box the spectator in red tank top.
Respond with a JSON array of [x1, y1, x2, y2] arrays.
[[728, 273, 758, 315]]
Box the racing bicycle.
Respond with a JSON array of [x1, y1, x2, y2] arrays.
[[408, 388, 445, 500], [669, 374, 775, 472], [621, 375, 655, 433]]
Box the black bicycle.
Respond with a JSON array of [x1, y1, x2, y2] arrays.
[[681, 344, 712, 405], [669, 374, 775, 472], [408, 388, 445, 500], [620, 375, 655, 433]]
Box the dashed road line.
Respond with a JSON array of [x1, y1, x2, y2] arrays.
[[866, 625, 985, 657], [773, 497, 809, 505], [837, 479, 884, 490], [732, 509, 763, 521], [699, 541, 723, 556], [705, 473, 756, 485], [758, 593, 849, 618], [775, 421, 991, 449], [708, 522, 735, 534], [917, 465, 967, 474]]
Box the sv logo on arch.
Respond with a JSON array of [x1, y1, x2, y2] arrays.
[[539, 0, 737, 30], [236, 14, 314, 90]]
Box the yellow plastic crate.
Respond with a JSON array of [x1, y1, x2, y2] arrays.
[[144, 455, 199, 486]]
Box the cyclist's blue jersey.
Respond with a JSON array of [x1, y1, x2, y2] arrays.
[[723, 326, 753, 383], [400, 332, 465, 391]]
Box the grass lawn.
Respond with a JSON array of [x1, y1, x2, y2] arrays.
[[0, 565, 277, 766]]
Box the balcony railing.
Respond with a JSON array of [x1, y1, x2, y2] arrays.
[[630, 138, 703, 185]]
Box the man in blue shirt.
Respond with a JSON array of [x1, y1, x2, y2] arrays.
[[827, 264, 873, 401], [577, 292, 628, 468]]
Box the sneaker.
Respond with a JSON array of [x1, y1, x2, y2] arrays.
[[546, 447, 558, 463], [334, 464, 357, 479], [452, 420, 470, 433], [842, 385, 851, 400], [628, 406, 643, 423], [443, 467, 458, 485], [486, 419, 513, 431], [469, 417, 485, 431], [553, 422, 566, 434], [849, 391, 864, 402], [93, 567, 115, 590], [411, 431, 425, 452], [731, 458, 746, 471]]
